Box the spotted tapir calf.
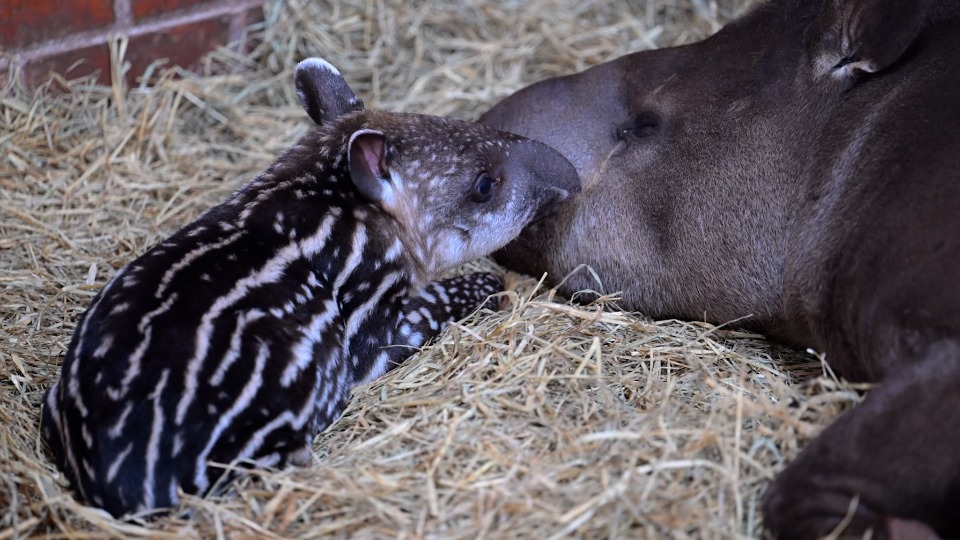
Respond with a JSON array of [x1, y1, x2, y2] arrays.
[[480, 0, 960, 538], [42, 58, 579, 518]]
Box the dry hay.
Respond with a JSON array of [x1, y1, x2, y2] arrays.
[[0, 0, 866, 538]]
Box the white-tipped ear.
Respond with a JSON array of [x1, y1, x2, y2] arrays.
[[295, 57, 364, 125], [348, 129, 393, 203], [813, 0, 932, 80]]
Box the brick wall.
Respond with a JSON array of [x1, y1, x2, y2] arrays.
[[1, 0, 263, 89]]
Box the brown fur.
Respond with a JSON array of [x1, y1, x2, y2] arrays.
[[480, 0, 960, 537]]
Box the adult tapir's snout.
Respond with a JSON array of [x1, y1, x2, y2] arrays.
[[513, 137, 582, 202], [481, 64, 625, 187]]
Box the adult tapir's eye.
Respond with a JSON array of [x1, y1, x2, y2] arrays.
[[617, 112, 660, 141], [471, 172, 496, 203]]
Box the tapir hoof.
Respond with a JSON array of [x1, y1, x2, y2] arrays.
[[762, 480, 887, 539], [762, 480, 942, 540], [887, 518, 942, 540]]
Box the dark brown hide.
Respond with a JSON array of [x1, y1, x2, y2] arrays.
[[480, 0, 960, 537]]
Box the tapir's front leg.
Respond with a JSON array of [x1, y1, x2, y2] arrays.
[[388, 272, 503, 366], [297, 272, 503, 466], [762, 343, 960, 539]]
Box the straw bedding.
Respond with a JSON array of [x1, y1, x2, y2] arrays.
[[0, 0, 865, 538]]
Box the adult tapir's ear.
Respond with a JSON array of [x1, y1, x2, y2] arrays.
[[348, 129, 393, 203], [295, 57, 364, 126], [814, 0, 933, 79]]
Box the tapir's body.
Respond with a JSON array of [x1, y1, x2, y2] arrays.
[[481, 0, 960, 537]]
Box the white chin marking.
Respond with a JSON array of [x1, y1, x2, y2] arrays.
[[296, 57, 341, 77]]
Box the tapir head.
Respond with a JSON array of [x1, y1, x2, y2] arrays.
[[480, 0, 949, 327], [293, 57, 581, 284]]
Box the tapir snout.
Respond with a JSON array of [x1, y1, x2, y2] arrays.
[[513, 137, 582, 205], [483, 67, 626, 187]]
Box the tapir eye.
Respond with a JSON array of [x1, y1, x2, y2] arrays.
[[617, 112, 660, 141], [470, 172, 497, 203]]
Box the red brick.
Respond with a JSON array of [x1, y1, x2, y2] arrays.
[[24, 43, 112, 87], [131, 0, 214, 22], [126, 15, 233, 84], [0, 0, 114, 49], [237, 6, 265, 54], [242, 5, 265, 28]]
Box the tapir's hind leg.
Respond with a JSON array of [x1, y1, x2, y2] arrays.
[[762, 344, 960, 539]]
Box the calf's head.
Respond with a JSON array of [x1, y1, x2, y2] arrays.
[[295, 58, 581, 286]]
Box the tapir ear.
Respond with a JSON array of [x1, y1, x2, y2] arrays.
[[348, 129, 393, 203], [814, 0, 933, 79], [295, 57, 364, 126]]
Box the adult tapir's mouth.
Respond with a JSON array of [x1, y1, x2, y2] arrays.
[[529, 181, 581, 224]]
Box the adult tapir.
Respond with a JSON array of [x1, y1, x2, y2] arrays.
[[480, 0, 960, 538]]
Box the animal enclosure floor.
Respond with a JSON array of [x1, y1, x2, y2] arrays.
[[0, 0, 861, 537]]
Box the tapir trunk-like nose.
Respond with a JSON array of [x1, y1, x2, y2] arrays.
[[481, 66, 623, 186], [512, 138, 581, 215]]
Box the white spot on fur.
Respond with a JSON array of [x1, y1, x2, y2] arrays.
[[106, 442, 132, 483], [172, 435, 184, 457], [384, 238, 403, 262], [92, 335, 114, 358]]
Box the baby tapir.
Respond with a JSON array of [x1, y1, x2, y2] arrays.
[[481, 0, 960, 538], [42, 57, 580, 517]]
